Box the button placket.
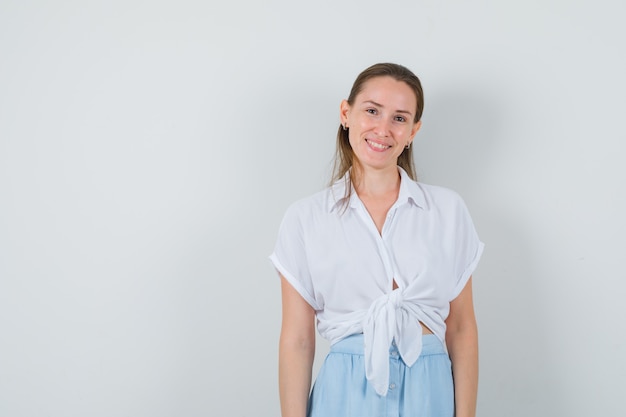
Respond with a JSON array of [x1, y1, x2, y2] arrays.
[[387, 348, 401, 416]]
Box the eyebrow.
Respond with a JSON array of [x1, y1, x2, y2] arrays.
[[363, 100, 413, 116]]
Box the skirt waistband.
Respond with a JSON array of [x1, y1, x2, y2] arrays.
[[330, 333, 445, 356]]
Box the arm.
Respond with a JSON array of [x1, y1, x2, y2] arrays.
[[446, 276, 479, 417], [279, 274, 316, 417]]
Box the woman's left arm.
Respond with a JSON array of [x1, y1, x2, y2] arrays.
[[446, 276, 478, 417]]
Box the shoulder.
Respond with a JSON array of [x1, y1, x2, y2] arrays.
[[413, 182, 468, 212], [279, 187, 334, 228], [414, 183, 479, 241]]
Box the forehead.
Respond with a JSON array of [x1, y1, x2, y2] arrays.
[[355, 76, 417, 111]]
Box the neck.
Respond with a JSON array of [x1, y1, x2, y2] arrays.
[[352, 164, 401, 199]]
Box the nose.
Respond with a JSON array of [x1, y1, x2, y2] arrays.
[[373, 117, 392, 137]]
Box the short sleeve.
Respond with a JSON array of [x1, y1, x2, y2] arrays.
[[269, 203, 321, 310], [450, 197, 484, 300]]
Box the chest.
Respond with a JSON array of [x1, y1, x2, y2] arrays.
[[358, 194, 396, 235], [303, 208, 455, 307]]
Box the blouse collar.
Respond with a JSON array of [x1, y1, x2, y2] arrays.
[[328, 166, 426, 213]]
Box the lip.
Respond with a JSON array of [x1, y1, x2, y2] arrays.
[[365, 138, 392, 152]]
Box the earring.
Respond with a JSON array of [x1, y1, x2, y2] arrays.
[[342, 124, 348, 131], [405, 142, 411, 150]]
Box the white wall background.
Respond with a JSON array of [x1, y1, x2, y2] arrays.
[[1, 1, 624, 416]]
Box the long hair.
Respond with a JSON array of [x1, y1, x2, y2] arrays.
[[330, 63, 424, 199]]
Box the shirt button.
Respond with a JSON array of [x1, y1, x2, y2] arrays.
[[389, 383, 396, 390]]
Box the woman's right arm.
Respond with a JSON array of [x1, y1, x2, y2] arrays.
[[279, 274, 316, 417]]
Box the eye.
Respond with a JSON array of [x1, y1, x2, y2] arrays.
[[394, 115, 407, 122], [366, 108, 377, 115]]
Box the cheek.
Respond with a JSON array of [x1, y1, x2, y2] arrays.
[[396, 125, 413, 137], [353, 114, 373, 128]]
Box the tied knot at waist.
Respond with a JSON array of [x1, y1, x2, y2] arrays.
[[387, 289, 404, 308], [362, 288, 426, 397]]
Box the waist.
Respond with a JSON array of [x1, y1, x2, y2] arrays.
[[330, 333, 445, 356]]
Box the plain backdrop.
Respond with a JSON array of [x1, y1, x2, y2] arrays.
[[1, 1, 625, 416]]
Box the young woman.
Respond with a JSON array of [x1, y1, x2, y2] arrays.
[[270, 63, 484, 417]]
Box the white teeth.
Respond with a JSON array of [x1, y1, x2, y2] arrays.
[[366, 139, 390, 150]]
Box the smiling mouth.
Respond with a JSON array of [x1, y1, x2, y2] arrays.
[[365, 139, 391, 150]]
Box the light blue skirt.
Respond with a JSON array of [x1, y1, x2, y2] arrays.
[[308, 334, 454, 417]]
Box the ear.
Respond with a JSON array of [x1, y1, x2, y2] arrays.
[[410, 120, 422, 140], [340, 99, 351, 126]]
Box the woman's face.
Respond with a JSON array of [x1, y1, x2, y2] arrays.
[[341, 76, 421, 173]]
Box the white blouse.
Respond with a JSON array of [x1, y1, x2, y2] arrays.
[[270, 167, 484, 396]]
